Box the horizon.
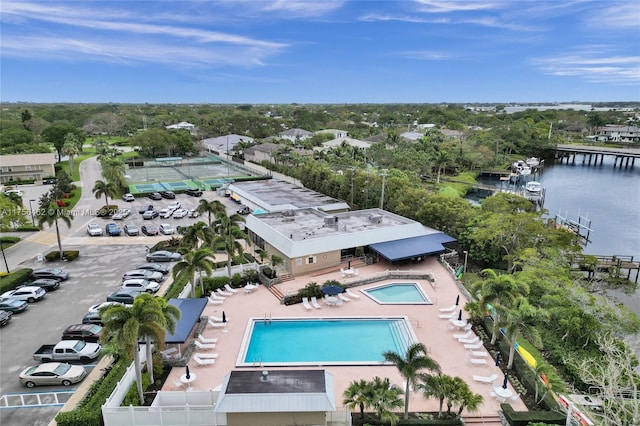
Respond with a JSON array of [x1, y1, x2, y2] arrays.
[[1, 1, 639, 104]]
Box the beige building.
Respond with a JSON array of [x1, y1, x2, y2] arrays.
[[0, 153, 56, 184]]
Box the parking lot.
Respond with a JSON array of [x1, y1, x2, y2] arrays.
[[0, 190, 245, 426]]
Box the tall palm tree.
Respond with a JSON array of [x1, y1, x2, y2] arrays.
[[434, 150, 449, 183], [143, 297, 181, 383], [172, 248, 215, 298], [213, 210, 248, 280], [419, 373, 457, 419], [61, 134, 79, 173], [37, 199, 73, 261], [503, 297, 548, 368], [92, 179, 118, 206], [178, 221, 213, 249], [369, 376, 404, 426], [100, 296, 166, 405], [343, 379, 373, 420], [100, 157, 126, 188], [383, 342, 441, 419], [196, 199, 225, 227]]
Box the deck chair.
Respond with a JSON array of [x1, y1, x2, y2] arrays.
[[439, 304, 456, 313], [468, 357, 488, 366], [338, 293, 351, 302], [210, 292, 226, 300], [458, 336, 480, 344], [464, 341, 483, 349], [216, 288, 232, 297], [224, 284, 239, 294], [453, 330, 473, 340], [193, 355, 215, 367], [207, 295, 224, 305], [194, 352, 219, 359], [173, 379, 185, 389], [469, 350, 489, 357], [198, 335, 218, 344], [310, 296, 322, 309], [195, 340, 216, 350], [302, 297, 312, 310], [345, 288, 360, 299], [208, 319, 227, 328], [473, 374, 498, 383], [210, 315, 229, 323], [439, 312, 456, 319]]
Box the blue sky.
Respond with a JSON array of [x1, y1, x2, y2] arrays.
[[1, 0, 638, 103]]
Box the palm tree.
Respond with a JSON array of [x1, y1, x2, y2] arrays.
[[453, 379, 483, 418], [369, 376, 404, 426], [61, 134, 79, 173], [178, 221, 213, 249], [143, 298, 181, 383], [100, 295, 166, 405], [533, 360, 565, 404], [100, 157, 126, 188], [37, 199, 73, 261], [213, 210, 248, 280], [172, 248, 216, 298], [503, 297, 548, 368], [92, 179, 118, 206], [196, 199, 225, 227], [383, 342, 441, 419], [419, 373, 457, 419], [343, 379, 372, 420], [434, 150, 449, 183]]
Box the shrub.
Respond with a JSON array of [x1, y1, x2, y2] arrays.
[[15, 225, 40, 232], [243, 253, 256, 263], [45, 250, 80, 262], [500, 404, 565, 426], [0, 268, 33, 293], [262, 266, 274, 279], [0, 236, 20, 244]]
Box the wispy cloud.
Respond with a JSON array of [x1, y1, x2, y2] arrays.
[[533, 47, 640, 84], [400, 50, 453, 60], [214, 0, 345, 18], [413, 0, 506, 14], [359, 13, 450, 24], [584, 2, 640, 29]]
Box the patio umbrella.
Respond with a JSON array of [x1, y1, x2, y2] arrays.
[[502, 373, 508, 389], [495, 353, 501, 367], [347, 260, 351, 269], [322, 285, 343, 295], [222, 311, 227, 323], [186, 365, 191, 380], [457, 310, 462, 321], [455, 295, 460, 306]]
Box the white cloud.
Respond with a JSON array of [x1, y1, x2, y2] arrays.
[[533, 49, 640, 84], [585, 2, 640, 29], [400, 50, 452, 60], [214, 0, 345, 18], [359, 13, 450, 24], [413, 0, 506, 14]]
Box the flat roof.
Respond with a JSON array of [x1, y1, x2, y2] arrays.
[[226, 370, 326, 394]]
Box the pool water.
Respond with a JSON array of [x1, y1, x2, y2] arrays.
[[240, 318, 415, 366], [362, 283, 431, 304]]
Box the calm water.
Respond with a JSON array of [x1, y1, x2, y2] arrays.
[[363, 283, 430, 304]]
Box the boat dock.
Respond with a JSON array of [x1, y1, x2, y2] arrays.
[[552, 212, 593, 241], [568, 254, 640, 283], [555, 144, 640, 168]]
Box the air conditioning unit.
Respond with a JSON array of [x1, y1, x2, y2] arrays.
[[324, 216, 338, 226], [368, 214, 383, 224], [282, 209, 295, 217]]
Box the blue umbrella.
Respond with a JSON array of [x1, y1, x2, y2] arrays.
[[502, 373, 508, 389], [186, 365, 191, 380], [322, 285, 342, 295]]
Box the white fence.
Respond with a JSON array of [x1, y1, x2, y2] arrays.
[[103, 350, 148, 409]]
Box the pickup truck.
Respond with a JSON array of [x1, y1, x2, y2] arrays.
[[33, 340, 101, 363]]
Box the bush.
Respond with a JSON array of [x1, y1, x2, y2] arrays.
[[96, 205, 119, 217], [243, 253, 256, 263], [262, 266, 275, 279], [0, 236, 20, 245], [45, 250, 80, 262], [500, 404, 565, 426], [15, 225, 40, 232], [0, 268, 33, 293]]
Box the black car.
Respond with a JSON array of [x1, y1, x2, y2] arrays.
[[138, 205, 154, 214], [31, 268, 69, 281], [185, 188, 203, 197], [24, 279, 60, 292], [145, 250, 182, 262], [82, 311, 103, 326], [148, 192, 162, 201], [62, 324, 103, 343], [237, 206, 251, 215], [106, 289, 145, 304], [135, 263, 170, 275], [160, 191, 176, 199], [0, 310, 12, 327], [141, 225, 159, 236]]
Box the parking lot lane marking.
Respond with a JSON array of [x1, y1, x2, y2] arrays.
[[0, 390, 75, 409]]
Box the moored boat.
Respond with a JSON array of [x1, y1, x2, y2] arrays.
[[525, 181, 542, 193]]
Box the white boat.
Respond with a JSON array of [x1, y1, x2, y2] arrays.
[[525, 157, 540, 167], [525, 181, 542, 193]]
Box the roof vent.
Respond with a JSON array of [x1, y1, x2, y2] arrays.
[[282, 209, 295, 217], [324, 216, 338, 226], [368, 214, 383, 224], [261, 371, 269, 382]]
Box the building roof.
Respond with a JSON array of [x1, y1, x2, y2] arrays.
[[321, 137, 371, 149], [400, 131, 425, 141], [214, 370, 336, 413], [278, 128, 313, 137], [244, 143, 282, 155], [166, 121, 195, 129], [369, 233, 456, 261], [228, 180, 348, 213], [0, 153, 56, 167], [245, 207, 435, 258], [165, 298, 208, 344], [202, 134, 254, 152]]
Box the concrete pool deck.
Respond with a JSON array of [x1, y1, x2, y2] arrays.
[[163, 257, 528, 415]]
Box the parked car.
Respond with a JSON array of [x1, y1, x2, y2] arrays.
[[31, 268, 69, 281], [105, 223, 121, 236], [86, 223, 103, 236], [188, 209, 200, 218], [167, 201, 181, 210], [0, 310, 13, 326], [61, 324, 103, 343], [146, 250, 182, 262], [121, 279, 160, 294], [2, 286, 46, 303], [4, 189, 24, 197], [237, 205, 251, 215], [33, 340, 101, 363], [142, 210, 159, 220], [19, 362, 88, 388], [160, 191, 176, 199], [122, 269, 164, 282], [122, 193, 135, 202], [0, 298, 28, 313], [106, 289, 145, 304], [87, 301, 123, 314], [82, 311, 103, 326], [148, 192, 162, 200], [159, 223, 174, 235], [112, 208, 131, 220], [138, 205, 154, 214], [24, 279, 60, 292], [135, 263, 170, 275], [172, 209, 188, 219], [141, 225, 159, 236], [123, 224, 139, 236], [159, 208, 172, 219], [185, 188, 203, 197]]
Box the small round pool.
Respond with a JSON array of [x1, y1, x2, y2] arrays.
[[362, 282, 432, 305]]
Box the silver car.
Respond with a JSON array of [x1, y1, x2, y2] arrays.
[[19, 362, 87, 388], [122, 269, 164, 282], [121, 279, 160, 294], [87, 223, 103, 236], [1, 286, 46, 303]]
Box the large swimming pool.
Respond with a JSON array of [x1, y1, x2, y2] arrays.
[[238, 317, 416, 366], [362, 283, 432, 304]]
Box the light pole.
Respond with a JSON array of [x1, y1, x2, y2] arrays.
[[28, 199, 36, 226], [463, 250, 468, 275], [379, 169, 388, 210], [0, 242, 9, 273]]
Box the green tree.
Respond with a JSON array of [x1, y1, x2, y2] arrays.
[[100, 157, 126, 188], [419, 373, 457, 419], [61, 134, 80, 172], [93, 179, 118, 206], [41, 125, 84, 163], [343, 379, 372, 420], [369, 376, 404, 426], [178, 221, 213, 249], [213, 210, 248, 280], [383, 342, 441, 420], [172, 248, 216, 298], [36, 199, 72, 261], [503, 297, 549, 369], [143, 298, 181, 383], [453, 378, 483, 417], [196, 199, 225, 227]]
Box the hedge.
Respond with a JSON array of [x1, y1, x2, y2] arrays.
[[500, 404, 565, 426], [45, 250, 80, 262], [0, 268, 33, 293], [0, 236, 20, 244], [15, 225, 40, 232]]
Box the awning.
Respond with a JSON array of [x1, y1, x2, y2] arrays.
[[165, 298, 208, 344], [369, 233, 456, 262]]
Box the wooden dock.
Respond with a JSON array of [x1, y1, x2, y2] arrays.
[[569, 254, 640, 283]]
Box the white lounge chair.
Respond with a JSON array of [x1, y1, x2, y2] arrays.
[[469, 357, 487, 366], [302, 297, 312, 310], [244, 284, 257, 293], [210, 292, 226, 300], [458, 336, 480, 344], [310, 296, 322, 309], [198, 335, 218, 344], [208, 319, 227, 328], [439, 312, 456, 319], [338, 293, 351, 302], [473, 374, 498, 383], [194, 352, 218, 359], [216, 288, 232, 297], [210, 315, 229, 323], [469, 350, 489, 358], [345, 288, 360, 299], [195, 340, 216, 350], [453, 330, 473, 340], [439, 304, 456, 313], [173, 379, 185, 389], [161, 347, 178, 359], [207, 296, 224, 305], [224, 284, 239, 294], [464, 342, 483, 349], [193, 355, 215, 366]]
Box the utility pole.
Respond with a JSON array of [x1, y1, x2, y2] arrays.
[[379, 169, 388, 210]]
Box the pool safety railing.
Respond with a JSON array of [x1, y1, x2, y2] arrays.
[[263, 313, 272, 324]]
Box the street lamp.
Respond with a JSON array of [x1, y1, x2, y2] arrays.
[[0, 241, 9, 273], [28, 199, 36, 226], [463, 250, 469, 275]]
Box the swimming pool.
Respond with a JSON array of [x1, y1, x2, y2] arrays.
[[238, 317, 416, 366], [362, 283, 432, 305]]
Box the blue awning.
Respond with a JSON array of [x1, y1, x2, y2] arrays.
[[369, 233, 456, 262], [166, 298, 208, 344]]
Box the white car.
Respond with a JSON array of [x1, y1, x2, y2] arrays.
[[112, 208, 131, 220], [4, 189, 24, 197], [188, 209, 200, 218], [159, 209, 172, 219], [122, 269, 164, 282], [122, 193, 135, 202], [87, 223, 103, 236], [1, 286, 46, 303], [167, 201, 181, 211], [121, 279, 160, 293], [87, 301, 124, 313], [172, 209, 189, 219], [159, 223, 174, 235]]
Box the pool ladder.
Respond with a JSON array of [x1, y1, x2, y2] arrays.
[[263, 313, 272, 324]]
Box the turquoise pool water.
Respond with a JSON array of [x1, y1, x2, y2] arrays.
[[240, 318, 414, 366], [362, 283, 431, 304]]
